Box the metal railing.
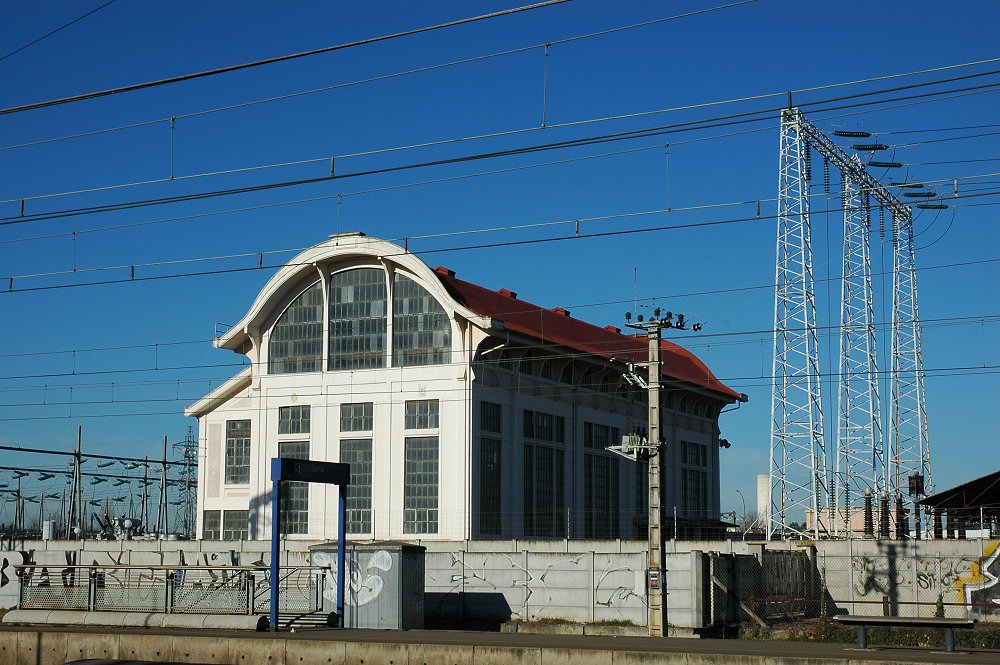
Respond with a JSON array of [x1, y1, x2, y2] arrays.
[[16, 564, 324, 616]]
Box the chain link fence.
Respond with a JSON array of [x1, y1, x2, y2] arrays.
[[16, 564, 323, 617]]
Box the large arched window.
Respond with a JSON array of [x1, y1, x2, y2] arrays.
[[393, 273, 451, 367], [329, 268, 387, 370], [269, 282, 323, 374]]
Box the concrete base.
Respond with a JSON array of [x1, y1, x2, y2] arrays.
[[3, 609, 268, 631], [501, 622, 655, 637]]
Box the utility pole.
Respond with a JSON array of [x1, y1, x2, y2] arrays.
[[157, 435, 168, 537], [67, 426, 82, 538], [621, 308, 702, 637]]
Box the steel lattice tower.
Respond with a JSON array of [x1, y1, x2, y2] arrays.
[[771, 107, 930, 540], [891, 214, 932, 510], [835, 162, 885, 535], [770, 108, 827, 538]]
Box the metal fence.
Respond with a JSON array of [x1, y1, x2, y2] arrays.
[[16, 564, 324, 617]]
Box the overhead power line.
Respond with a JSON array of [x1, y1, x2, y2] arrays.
[[0, 1, 572, 117], [0, 1, 120, 64], [4, 69, 1000, 227], [3, 189, 999, 296]]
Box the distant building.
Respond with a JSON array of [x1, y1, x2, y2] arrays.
[[186, 233, 743, 541]]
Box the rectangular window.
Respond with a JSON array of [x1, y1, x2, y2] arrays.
[[340, 402, 373, 432], [403, 436, 438, 534], [222, 510, 249, 540], [523, 410, 565, 443], [225, 420, 251, 485], [480, 401, 502, 433], [681, 468, 708, 513], [202, 510, 221, 540], [584, 453, 619, 538], [480, 437, 502, 535], [341, 438, 373, 534], [278, 405, 310, 434], [278, 440, 309, 535], [522, 443, 564, 538], [681, 441, 708, 467], [585, 421, 616, 450], [405, 400, 439, 430]]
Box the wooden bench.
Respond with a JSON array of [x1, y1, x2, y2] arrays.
[[832, 614, 977, 652]]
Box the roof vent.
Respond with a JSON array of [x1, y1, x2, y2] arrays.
[[434, 266, 456, 278], [497, 288, 518, 299], [328, 231, 366, 239], [604, 325, 621, 334], [553, 307, 571, 317]]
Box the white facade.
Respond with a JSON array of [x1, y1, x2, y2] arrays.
[[186, 233, 742, 542]]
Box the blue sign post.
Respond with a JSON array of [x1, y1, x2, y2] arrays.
[[270, 457, 350, 632]]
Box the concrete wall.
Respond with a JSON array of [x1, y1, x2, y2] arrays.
[[4, 537, 998, 627]]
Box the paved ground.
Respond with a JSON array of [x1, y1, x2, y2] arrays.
[[4, 623, 1000, 665]]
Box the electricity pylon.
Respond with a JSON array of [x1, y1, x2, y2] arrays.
[[836, 162, 885, 535], [771, 108, 827, 538]]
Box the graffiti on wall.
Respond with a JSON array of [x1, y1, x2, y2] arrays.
[[429, 550, 645, 621], [958, 542, 1000, 614], [310, 550, 392, 607]]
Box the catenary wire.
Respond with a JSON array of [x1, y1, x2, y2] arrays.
[[0, 1, 574, 117], [4, 66, 1000, 219], [0, 0, 120, 64], [3, 189, 999, 292]]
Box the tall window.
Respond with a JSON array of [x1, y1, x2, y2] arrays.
[[522, 409, 565, 538], [278, 441, 310, 534], [269, 282, 323, 374], [341, 439, 373, 534], [393, 273, 451, 366], [222, 510, 249, 540], [584, 453, 619, 539], [404, 437, 438, 534], [480, 402, 503, 536], [329, 268, 387, 370], [341, 402, 374, 534], [202, 510, 221, 540], [403, 399, 439, 534], [680, 440, 709, 518], [225, 420, 251, 484]]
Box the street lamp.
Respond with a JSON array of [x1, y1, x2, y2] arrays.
[[735, 489, 747, 521]]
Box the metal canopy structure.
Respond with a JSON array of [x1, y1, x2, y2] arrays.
[[770, 107, 931, 538]]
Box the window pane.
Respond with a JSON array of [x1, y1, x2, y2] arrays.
[[480, 437, 502, 535], [202, 510, 221, 540], [278, 405, 310, 435], [269, 282, 323, 374], [341, 438, 373, 534], [225, 420, 251, 485], [222, 510, 249, 540], [340, 402, 373, 432], [480, 402, 502, 433], [404, 400, 438, 430], [329, 268, 387, 370], [393, 274, 451, 367], [403, 436, 438, 534], [278, 441, 309, 535]]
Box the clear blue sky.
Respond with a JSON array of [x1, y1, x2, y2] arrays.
[[1, 0, 998, 525]]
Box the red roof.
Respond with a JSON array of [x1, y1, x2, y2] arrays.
[[434, 267, 741, 401]]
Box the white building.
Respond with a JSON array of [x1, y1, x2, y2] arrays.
[[186, 233, 744, 542]]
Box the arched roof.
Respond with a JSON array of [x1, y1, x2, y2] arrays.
[[214, 233, 487, 351]]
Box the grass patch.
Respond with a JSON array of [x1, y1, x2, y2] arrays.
[[594, 618, 636, 626], [740, 619, 1000, 650]]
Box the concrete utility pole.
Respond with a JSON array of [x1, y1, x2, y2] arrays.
[[621, 309, 702, 637], [645, 324, 665, 637]]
